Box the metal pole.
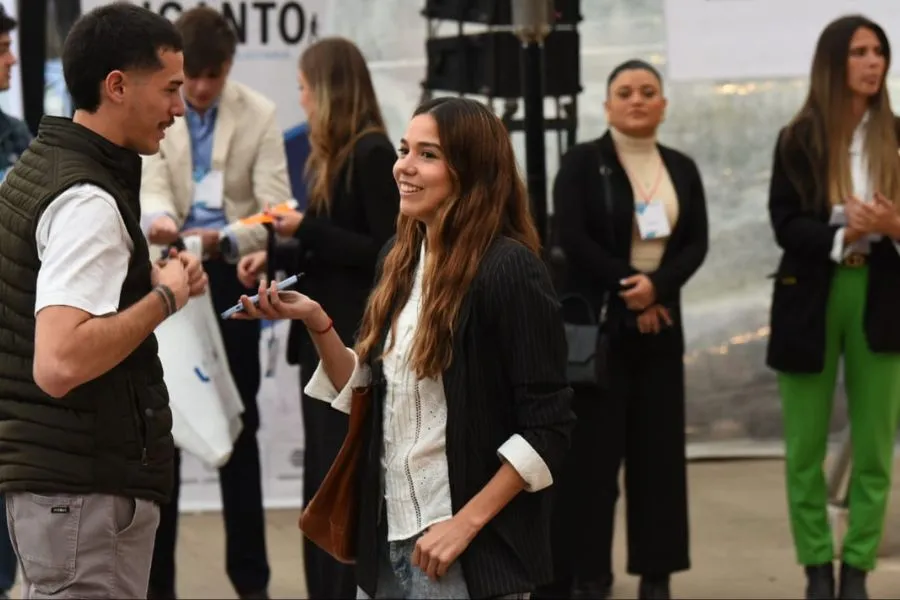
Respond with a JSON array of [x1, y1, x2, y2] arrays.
[[521, 41, 547, 246], [513, 0, 554, 248]]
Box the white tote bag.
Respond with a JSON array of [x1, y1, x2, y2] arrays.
[[154, 243, 244, 468]]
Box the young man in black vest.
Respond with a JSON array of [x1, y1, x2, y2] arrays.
[[0, 6, 29, 600], [0, 4, 207, 598]]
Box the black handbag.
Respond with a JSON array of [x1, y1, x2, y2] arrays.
[[560, 293, 608, 387], [559, 157, 616, 389]]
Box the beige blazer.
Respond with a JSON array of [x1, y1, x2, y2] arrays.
[[140, 79, 292, 258]]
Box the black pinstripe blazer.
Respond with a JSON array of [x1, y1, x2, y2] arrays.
[[355, 235, 576, 598]]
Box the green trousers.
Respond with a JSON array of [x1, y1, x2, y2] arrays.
[[778, 266, 900, 571]]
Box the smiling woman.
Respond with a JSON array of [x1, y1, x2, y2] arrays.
[[231, 96, 575, 600]]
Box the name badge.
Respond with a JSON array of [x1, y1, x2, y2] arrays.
[[635, 199, 671, 240], [193, 170, 224, 210]]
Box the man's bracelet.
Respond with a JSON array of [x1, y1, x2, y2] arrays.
[[153, 285, 177, 317]]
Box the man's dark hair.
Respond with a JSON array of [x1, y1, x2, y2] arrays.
[[176, 6, 238, 78], [62, 2, 183, 113], [0, 2, 16, 36]]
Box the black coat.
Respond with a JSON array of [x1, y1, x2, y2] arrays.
[[286, 131, 400, 366], [553, 130, 709, 343], [355, 236, 576, 599], [765, 118, 900, 373]]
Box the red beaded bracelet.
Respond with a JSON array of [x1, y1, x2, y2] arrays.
[[309, 318, 334, 335]]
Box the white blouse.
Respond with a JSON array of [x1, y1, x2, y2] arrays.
[[304, 244, 553, 542]]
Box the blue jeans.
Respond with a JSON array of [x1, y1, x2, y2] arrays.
[[356, 533, 530, 600], [0, 495, 16, 593]]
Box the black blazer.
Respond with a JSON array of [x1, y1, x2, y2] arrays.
[[553, 131, 709, 340], [356, 236, 576, 599], [766, 118, 900, 374], [286, 131, 400, 366]]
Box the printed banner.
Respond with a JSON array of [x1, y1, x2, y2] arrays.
[[79, 0, 331, 129], [663, 0, 900, 82]]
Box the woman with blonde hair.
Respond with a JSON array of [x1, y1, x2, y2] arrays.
[[237, 36, 399, 599], [767, 14, 900, 600], [234, 97, 575, 599]]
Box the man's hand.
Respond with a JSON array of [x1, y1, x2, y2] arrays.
[[182, 228, 221, 258], [237, 250, 267, 289], [637, 304, 673, 334], [619, 274, 656, 312], [174, 250, 207, 297], [148, 215, 180, 245], [154, 255, 190, 312]]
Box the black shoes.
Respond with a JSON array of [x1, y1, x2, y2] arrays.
[[838, 562, 868, 600], [638, 575, 671, 599], [803, 562, 868, 600], [804, 563, 835, 599], [571, 576, 613, 599]]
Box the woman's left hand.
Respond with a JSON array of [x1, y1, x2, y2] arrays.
[[231, 278, 320, 322], [871, 192, 900, 237], [619, 274, 656, 311], [411, 517, 479, 580], [847, 193, 900, 237], [272, 209, 304, 237]]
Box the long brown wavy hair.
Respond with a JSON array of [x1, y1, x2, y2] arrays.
[[355, 97, 541, 378], [782, 15, 900, 208], [299, 37, 386, 213]]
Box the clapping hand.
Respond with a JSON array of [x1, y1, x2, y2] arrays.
[[846, 193, 900, 237]]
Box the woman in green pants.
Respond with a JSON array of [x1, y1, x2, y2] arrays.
[[767, 14, 900, 600]]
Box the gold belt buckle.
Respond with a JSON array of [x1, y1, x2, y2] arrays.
[[844, 253, 866, 268]]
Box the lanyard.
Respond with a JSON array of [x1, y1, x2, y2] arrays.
[[621, 157, 663, 205]]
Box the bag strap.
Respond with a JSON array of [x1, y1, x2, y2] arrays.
[[597, 148, 617, 323], [598, 160, 616, 249]]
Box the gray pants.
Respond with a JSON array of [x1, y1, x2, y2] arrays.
[[5, 492, 160, 599]]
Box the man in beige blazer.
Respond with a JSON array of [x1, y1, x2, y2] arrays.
[[140, 7, 289, 600]]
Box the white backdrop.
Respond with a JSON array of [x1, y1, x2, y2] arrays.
[[0, 0, 21, 119], [663, 0, 900, 82], [80, 0, 332, 129]]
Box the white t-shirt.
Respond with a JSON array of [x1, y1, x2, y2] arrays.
[[34, 183, 134, 317]]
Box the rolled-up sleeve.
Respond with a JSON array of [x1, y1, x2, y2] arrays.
[[497, 433, 553, 492], [487, 245, 576, 491], [303, 348, 371, 414]]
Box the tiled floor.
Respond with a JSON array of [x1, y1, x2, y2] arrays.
[[10, 459, 900, 599]]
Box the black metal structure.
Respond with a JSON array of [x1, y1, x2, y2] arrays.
[[420, 0, 582, 247]]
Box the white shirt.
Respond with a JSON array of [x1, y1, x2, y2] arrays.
[[35, 184, 133, 317], [304, 245, 553, 542], [829, 113, 900, 262]]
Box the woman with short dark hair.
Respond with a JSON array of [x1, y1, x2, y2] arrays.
[[550, 59, 709, 600]]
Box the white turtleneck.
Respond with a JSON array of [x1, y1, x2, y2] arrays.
[[611, 127, 680, 273]]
